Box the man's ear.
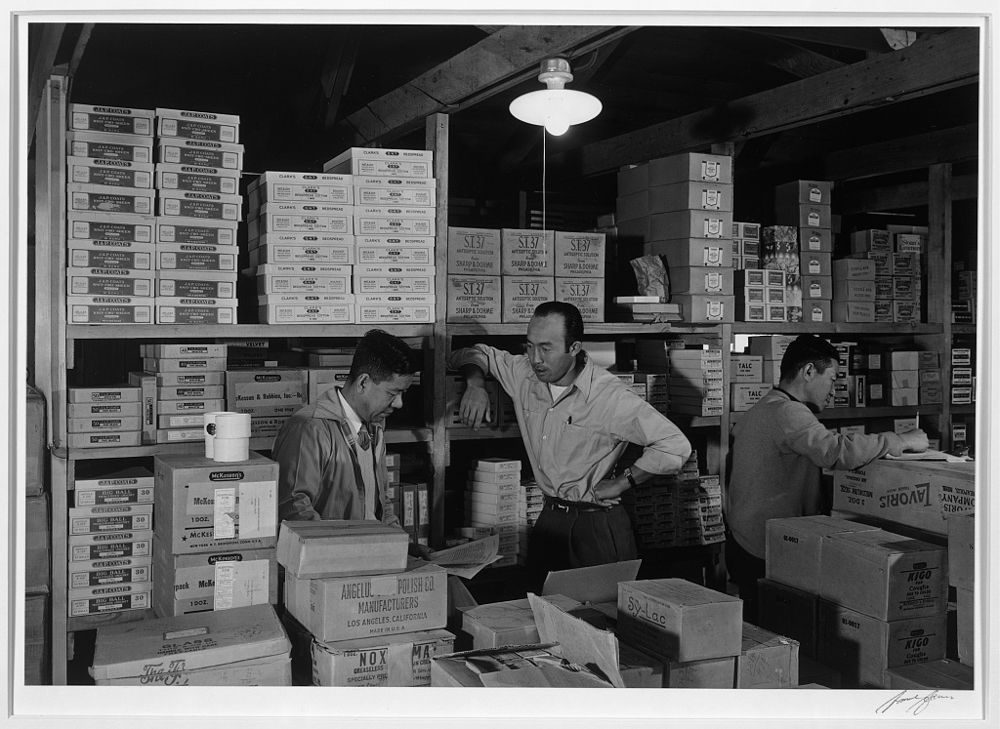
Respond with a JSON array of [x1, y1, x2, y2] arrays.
[[801, 362, 816, 380], [354, 372, 371, 392], [568, 340, 583, 356]]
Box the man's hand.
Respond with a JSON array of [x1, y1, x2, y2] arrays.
[[407, 543, 436, 560], [593, 477, 627, 507], [459, 385, 492, 429], [900, 428, 930, 453]]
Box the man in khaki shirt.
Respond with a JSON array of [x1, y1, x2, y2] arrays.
[[450, 301, 692, 587]]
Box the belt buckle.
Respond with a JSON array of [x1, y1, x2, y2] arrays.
[[552, 501, 570, 513]]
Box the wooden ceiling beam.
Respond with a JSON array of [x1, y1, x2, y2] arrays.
[[337, 25, 637, 147], [554, 27, 978, 180], [321, 30, 360, 129], [838, 173, 977, 214], [750, 27, 898, 53]]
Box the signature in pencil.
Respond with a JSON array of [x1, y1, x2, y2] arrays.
[[876, 689, 954, 715]]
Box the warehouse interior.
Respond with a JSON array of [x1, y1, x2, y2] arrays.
[[15, 9, 993, 723]]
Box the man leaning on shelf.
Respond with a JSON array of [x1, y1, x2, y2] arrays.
[[726, 334, 929, 624], [450, 300, 692, 590]]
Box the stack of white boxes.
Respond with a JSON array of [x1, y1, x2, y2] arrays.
[[152, 452, 279, 618], [325, 147, 438, 324], [667, 347, 724, 417], [517, 480, 544, 566], [248, 171, 356, 324], [735, 268, 787, 323], [67, 467, 154, 619], [67, 384, 144, 449], [299, 346, 354, 404], [464, 458, 521, 568], [130, 343, 228, 445], [832, 254, 878, 323], [774, 180, 835, 324], [153, 108, 243, 325], [888, 350, 921, 408], [224, 367, 308, 440], [501, 228, 557, 322], [553, 230, 607, 323], [278, 520, 452, 687], [397, 481, 431, 548], [732, 221, 761, 271], [446, 226, 502, 323], [758, 226, 796, 323], [951, 346, 974, 406], [617, 152, 735, 324], [66, 104, 156, 325]]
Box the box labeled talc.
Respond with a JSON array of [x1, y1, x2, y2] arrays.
[[155, 163, 240, 195], [155, 243, 237, 271], [67, 156, 153, 188], [156, 138, 245, 170], [157, 270, 238, 299], [67, 236, 154, 269], [352, 177, 436, 207], [157, 189, 241, 221], [153, 452, 279, 555], [67, 296, 153, 325], [502, 276, 554, 322], [447, 227, 501, 275], [284, 563, 447, 643], [356, 236, 434, 265], [67, 268, 153, 297], [553, 231, 606, 278], [68, 211, 154, 243], [555, 277, 605, 322], [67, 131, 153, 163], [312, 629, 455, 687], [156, 217, 237, 246], [731, 383, 771, 412], [155, 298, 237, 325], [69, 104, 155, 136], [156, 107, 240, 143]]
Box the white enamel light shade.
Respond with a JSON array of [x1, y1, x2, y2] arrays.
[[508, 58, 602, 136]]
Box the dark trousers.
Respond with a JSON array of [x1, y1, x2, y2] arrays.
[[725, 532, 766, 626], [525, 501, 637, 594]]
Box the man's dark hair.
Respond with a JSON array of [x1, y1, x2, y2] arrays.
[[348, 329, 418, 383], [533, 301, 585, 351], [779, 334, 840, 383]]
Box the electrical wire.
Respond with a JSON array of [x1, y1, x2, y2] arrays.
[[542, 128, 547, 232]]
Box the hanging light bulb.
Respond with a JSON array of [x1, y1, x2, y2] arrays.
[[509, 57, 602, 136]]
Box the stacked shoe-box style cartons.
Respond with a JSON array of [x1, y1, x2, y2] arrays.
[[151, 452, 279, 618], [153, 108, 243, 325], [773, 180, 835, 324], [277, 520, 452, 686], [66, 384, 144, 449], [617, 152, 735, 323], [66, 104, 157, 325], [67, 467, 154, 619], [667, 346, 724, 417], [465, 458, 522, 569]]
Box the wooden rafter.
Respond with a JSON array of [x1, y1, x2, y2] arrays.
[[337, 25, 637, 147], [551, 27, 978, 180], [321, 29, 360, 129]]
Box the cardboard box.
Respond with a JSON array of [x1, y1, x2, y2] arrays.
[[249, 171, 353, 204], [67, 296, 153, 325], [799, 274, 831, 300], [832, 300, 875, 322], [731, 383, 770, 412], [884, 658, 974, 691], [956, 587, 974, 666], [735, 622, 800, 688], [502, 276, 554, 323], [662, 656, 736, 688], [645, 238, 733, 268], [352, 176, 434, 207], [668, 267, 733, 296], [68, 211, 155, 244], [249, 243, 355, 268], [775, 179, 833, 206], [153, 452, 278, 555], [351, 264, 434, 295], [501, 228, 554, 276], [798, 227, 833, 252], [67, 130, 153, 162], [799, 252, 832, 277], [850, 229, 893, 253], [70, 104, 154, 135], [356, 235, 434, 265], [68, 531, 152, 562], [819, 530, 948, 621], [68, 503, 152, 535], [947, 512, 975, 591], [644, 181, 734, 212], [730, 355, 762, 383], [648, 152, 733, 184], [355, 294, 435, 323], [765, 515, 880, 594], [67, 156, 153, 188], [276, 520, 409, 579], [671, 294, 734, 323], [774, 202, 831, 229], [354, 205, 435, 236], [462, 595, 582, 649], [756, 578, 820, 658], [91, 604, 290, 686], [155, 297, 237, 325], [446, 226, 501, 276], [73, 467, 154, 506], [833, 258, 877, 281], [649, 210, 733, 240], [817, 601, 947, 688], [224, 367, 306, 412], [157, 189, 241, 221], [155, 217, 237, 246], [156, 107, 239, 143], [157, 271, 237, 299], [324, 147, 432, 177], [68, 589, 151, 618], [553, 231, 606, 278], [555, 277, 605, 322], [68, 239, 154, 270], [156, 138, 244, 169], [832, 460, 975, 536], [155, 242, 237, 272], [260, 302, 355, 324], [617, 579, 743, 662], [312, 629, 454, 687], [68, 557, 151, 592], [285, 563, 448, 643], [155, 162, 240, 195], [833, 279, 875, 301]]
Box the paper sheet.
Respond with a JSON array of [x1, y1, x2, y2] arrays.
[[885, 449, 972, 463], [426, 535, 501, 579]]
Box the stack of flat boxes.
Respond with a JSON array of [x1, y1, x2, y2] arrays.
[[747, 335, 796, 389], [735, 268, 787, 323], [249, 171, 355, 324], [224, 367, 307, 440], [890, 229, 925, 324], [634, 338, 686, 414], [326, 147, 437, 324], [131, 343, 228, 444], [760, 515, 950, 688], [844, 229, 925, 324], [445, 226, 502, 324], [153, 108, 243, 325], [951, 345, 975, 406], [67, 384, 143, 449], [830, 341, 857, 409], [774, 180, 835, 324], [516, 480, 545, 566], [465, 458, 522, 568], [668, 347, 723, 417], [152, 452, 280, 618], [67, 467, 154, 619], [65, 104, 156, 325], [383, 451, 402, 524], [730, 354, 769, 413], [888, 350, 921, 408], [617, 152, 735, 323], [619, 371, 670, 416], [917, 351, 944, 407], [832, 255, 877, 323], [732, 221, 761, 271]]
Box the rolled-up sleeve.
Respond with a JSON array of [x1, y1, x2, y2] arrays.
[[448, 344, 527, 395], [609, 391, 692, 476], [272, 417, 330, 521]]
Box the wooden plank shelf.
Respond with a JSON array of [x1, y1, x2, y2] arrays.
[[732, 322, 943, 336], [446, 425, 522, 440], [446, 322, 721, 337], [67, 323, 434, 341]]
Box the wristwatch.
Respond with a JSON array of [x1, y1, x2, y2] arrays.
[[623, 467, 637, 489]]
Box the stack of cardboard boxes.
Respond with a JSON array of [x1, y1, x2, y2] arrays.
[[66, 384, 144, 449], [730, 352, 769, 412], [667, 347, 724, 417], [66, 104, 157, 325], [223, 366, 307, 441], [617, 152, 735, 323], [153, 108, 243, 325], [277, 520, 452, 686], [772, 179, 835, 324], [464, 458, 522, 569], [841, 227, 925, 324]]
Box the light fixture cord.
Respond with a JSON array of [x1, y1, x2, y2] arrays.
[[542, 128, 547, 232]]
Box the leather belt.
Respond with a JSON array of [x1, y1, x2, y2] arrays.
[[544, 495, 610, 513]]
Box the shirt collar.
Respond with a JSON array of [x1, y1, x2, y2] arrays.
[[538, 351, 594, 402], [337, 388, 366, 435]]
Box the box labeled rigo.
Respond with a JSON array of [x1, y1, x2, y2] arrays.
[[153, 452, 278, 555]]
